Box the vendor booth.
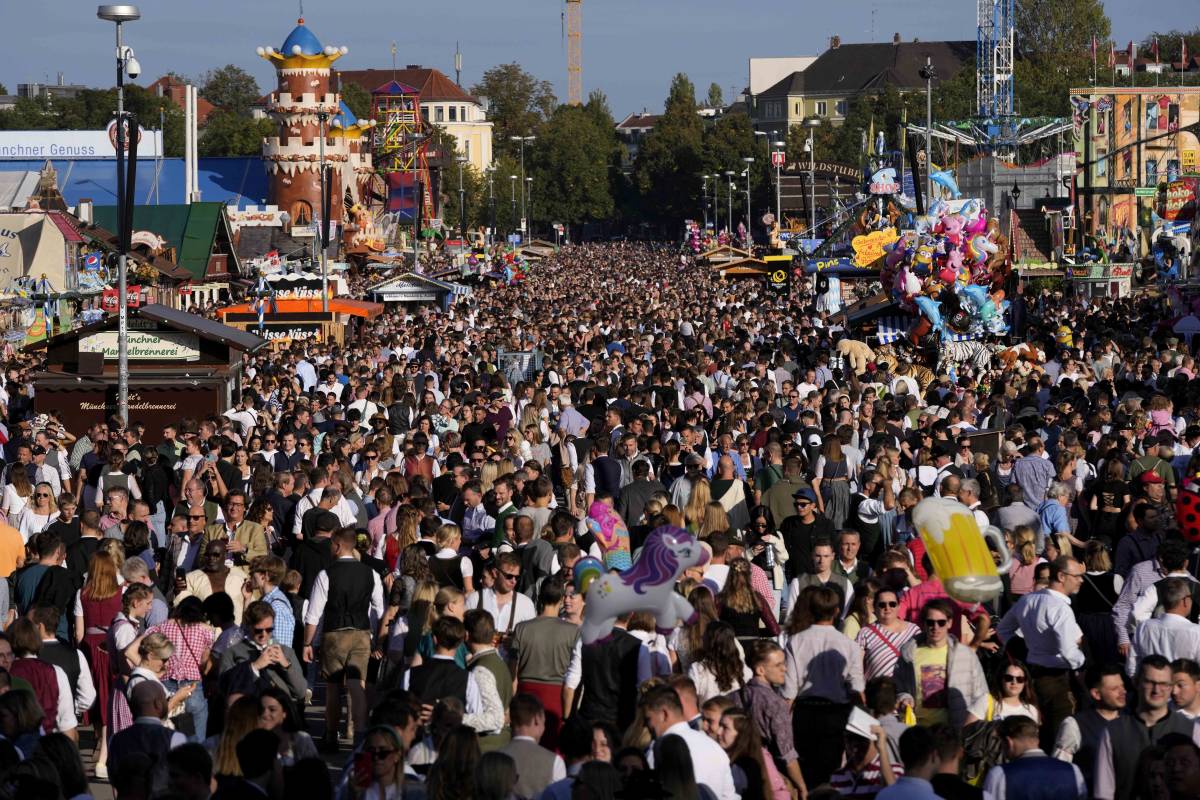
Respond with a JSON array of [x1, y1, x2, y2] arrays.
[[25, 304, 266, 440], [1067, 263, 1133, 298], [218, 297, 383, 346], [368, 272, 471, 310]]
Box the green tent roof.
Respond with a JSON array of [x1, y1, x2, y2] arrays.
[[92, 202, 234, 281]]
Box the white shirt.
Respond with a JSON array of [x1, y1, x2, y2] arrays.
[[291, 489, 357, 536], [295, 360, 317, 391], [996, 588, 1086, 669], [41, 638, 96, 719], [646, 720, 738, 800], [1128, 612, 1200, 676], [303, 557, 386, 630], [463, 589, 536, 635], [1130, 571, 1197, 626]]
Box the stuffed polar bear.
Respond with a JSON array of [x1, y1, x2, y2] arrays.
[[835, 338, 875, 375]]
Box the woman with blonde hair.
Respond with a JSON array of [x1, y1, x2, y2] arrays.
[[522, 423, 552, 466], [661, 504, 685, 529], [209, 696, 262, 781], [400, 580, 440, 668], [1075, 539, 1123, 664], [412, 586, 469, 669], [683, 478, 712, 532], [1007, 525, 1045, 598], [478, 461, 500, 494], [18, 482, 58, 542], [98, 537, 126, 577], [699, 502, 731, 539], [430, 524, 473, 593]]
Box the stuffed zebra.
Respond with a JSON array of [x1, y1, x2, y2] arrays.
[[939, 341, 1000, 373]]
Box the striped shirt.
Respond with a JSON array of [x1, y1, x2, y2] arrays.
[[829, 755, 904, 797], [856, 622, 921, 681]]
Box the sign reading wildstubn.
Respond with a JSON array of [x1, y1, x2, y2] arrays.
[[79, 330, 201, 361]]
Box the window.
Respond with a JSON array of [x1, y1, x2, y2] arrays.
[[836, 100, 848, 116], [815, 101, 828, 116], [461, 106, 467, 120], [1146, 159, 1157, 185], [448, 106, 457, 122], [420, 107, 429, 122]]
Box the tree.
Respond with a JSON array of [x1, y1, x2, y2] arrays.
[[633, 73, 704, 225], [529, 105, 614, 227], [706, 83, 724, 109], [200, 65, 261, 116], [0, 84, 7, 96], [1015, 0, 1109, 83], [341, 82, 372, 121], [471, 63, 556, 161], [198, 111, 272, 157]]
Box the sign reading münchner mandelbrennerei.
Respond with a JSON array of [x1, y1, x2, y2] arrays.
[[79, 330, 201, 361]]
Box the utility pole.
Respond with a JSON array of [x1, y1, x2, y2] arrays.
[[317, 110, 329, 312], [920, 57, 937, 206]]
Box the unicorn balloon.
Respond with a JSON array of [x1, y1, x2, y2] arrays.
[[585, 501, 632, 572], [574, 526, 709, 645]]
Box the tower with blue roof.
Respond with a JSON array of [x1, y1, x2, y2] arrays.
[[255, 18, 372, 230]]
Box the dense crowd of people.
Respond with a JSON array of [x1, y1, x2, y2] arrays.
[[0, 241, 1197, 800]]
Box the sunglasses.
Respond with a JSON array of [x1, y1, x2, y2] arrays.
[[875, 600, 898, 608], [254, 626, 275, 635], [265, 438, 277, 443], [1003, 674, 1026, 684], [500, 571, 521, 582], [188, 515, 206, 520], [924, 618, 950, 628], [364, 748, 397, 759], [34, 493, 50, 499], [366, 455, 378, 460]]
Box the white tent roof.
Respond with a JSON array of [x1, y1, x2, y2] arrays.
[[0, 171, 41, 210]]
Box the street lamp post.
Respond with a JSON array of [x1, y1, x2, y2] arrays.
[[724, 170, 735, 235], [772, 140, 786, 230], [742, 157, 754, 247], [456, 156, 467, 257], [98, 4, 140, 428], [803, 118, 821, 237], [317, 110, 329, 312], [509, 175, 517, 235], [485, 167, 495, 247], [526, 176, 533, 239], [510, 135, 535, 238], [701, 175, 710, 230], [919, 57, 937, 207]]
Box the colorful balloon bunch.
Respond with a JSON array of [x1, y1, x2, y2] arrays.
[[880, 199, 1011, 343]]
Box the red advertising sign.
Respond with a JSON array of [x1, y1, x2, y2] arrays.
[[101, 286, 143, 311], [1164, 178, 1198, 221], [771, 150, 786, 167]]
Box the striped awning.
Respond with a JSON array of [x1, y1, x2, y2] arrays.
[[875, 316, 981, 344]]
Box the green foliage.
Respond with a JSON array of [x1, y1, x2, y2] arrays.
[[706, 83, 724, 109], [470, 63, 556, 161], [200, 65, 261, 116], [633, 73, 704, 224], [198, 111, 272, 157], [340, 82, 372, 121], [529, 104, 615, 226], [1015, 0, 1110, 67], [1141, 28, 1200, 64]]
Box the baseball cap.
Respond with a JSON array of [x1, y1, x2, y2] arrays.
[[1139, 471, 1165, 485], [792, 487, 818, 503]]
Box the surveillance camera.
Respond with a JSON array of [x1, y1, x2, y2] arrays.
[[125, 56, 141, 79]]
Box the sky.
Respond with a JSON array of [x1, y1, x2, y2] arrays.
[[11, 1, 1197, 117]]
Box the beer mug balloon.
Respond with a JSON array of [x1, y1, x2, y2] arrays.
[[911, 497, 1011, 603]]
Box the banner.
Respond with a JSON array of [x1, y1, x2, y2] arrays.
[[101, 286, 142, 311], [765, 255, 791, 295], [1164, 178, 1198, 221], [79, 330, 200, 361]]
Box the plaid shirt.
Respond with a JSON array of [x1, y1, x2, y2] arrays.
[[151, 620, 215, 682], [261, 586, 296, 649]]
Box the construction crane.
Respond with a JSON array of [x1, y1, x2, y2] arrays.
[[566, 0, 582, 105]]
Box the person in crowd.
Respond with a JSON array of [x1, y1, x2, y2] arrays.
[[1053, 664, 1128, 794], [981, 715, 1086, 799], [895, 598, 988, 729]]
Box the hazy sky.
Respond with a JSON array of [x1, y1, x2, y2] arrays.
[[14, 1, 1194, 117]]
